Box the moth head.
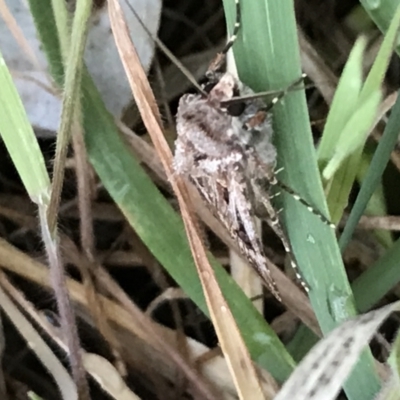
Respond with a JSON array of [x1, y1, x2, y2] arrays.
[[204, 72, 246, 117]]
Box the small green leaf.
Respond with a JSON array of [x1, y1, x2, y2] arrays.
[[323, 90, 381, 180], [317, 37, 366, 164], [0, 52, 50, 204]]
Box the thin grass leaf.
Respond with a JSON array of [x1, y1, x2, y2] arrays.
[[47, 0, 92, 231], [27, 2, 63, 83], [275, 302, 400, 400], [36, 1, 93, 396], [353, 237, 400, 312], [317, 38, 369, 223], [222, 0, 381, 398], [0, 285, 77, 400], [317, 37, 366, 164], [28, 0, 297, 381], [83, 353, 141, 400], [286, 325, 319, 363], [50, 0, 71, 61], [0, 51, 50, 202], [356, 149, 392, 249], [323, 90, 381, 180]]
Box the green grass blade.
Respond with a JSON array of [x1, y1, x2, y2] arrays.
[[317, 37, 366, 164], [0, 51, 50, 203], [323, 90, 381, 180], [27, 2, 63, 84], [28, 0, 297, 381], [47, 0, 92, 231], [50, 0, 72, 61], [353, 238, 400, 312], [222, 0, 381, 397], [286, 324, 319, 363], [356, 148, 392, 249], [339, 91, 400, 251]]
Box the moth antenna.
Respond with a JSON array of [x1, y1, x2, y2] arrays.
[[221, 74, 308, 108], [263, 74, 307, 112], [122, 0, 207, 96], [222, 0, 241, 55], [206, 0, 241, 77]]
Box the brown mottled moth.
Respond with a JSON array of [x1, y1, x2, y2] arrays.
[[173, 0, 333, 301]]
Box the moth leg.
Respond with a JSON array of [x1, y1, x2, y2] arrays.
[[254, 182, 310, 293], [274, 178, 335, 229]]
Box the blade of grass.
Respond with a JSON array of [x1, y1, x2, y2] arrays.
[[47, 0, 92, 232], [28, 1, 63, 83], [38, 0, 93, 397], [322, 90, 381, 180], [222, 0, 381, 398], [317, 37, 366, 165], [276, 302, 400, 400], [0, 284, 78, 400], [316, 38, 370, 222], [0, 56, 50, 201], [356, 148, 392, 249], [353, 237, 400, 312], [28, 0, 297, 382]]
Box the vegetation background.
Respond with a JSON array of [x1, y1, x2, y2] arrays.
[[0, 0, 400, 399]]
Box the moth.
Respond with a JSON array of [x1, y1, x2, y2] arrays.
[[173, 0, 332, 301], [174, 73, 284, 300]]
